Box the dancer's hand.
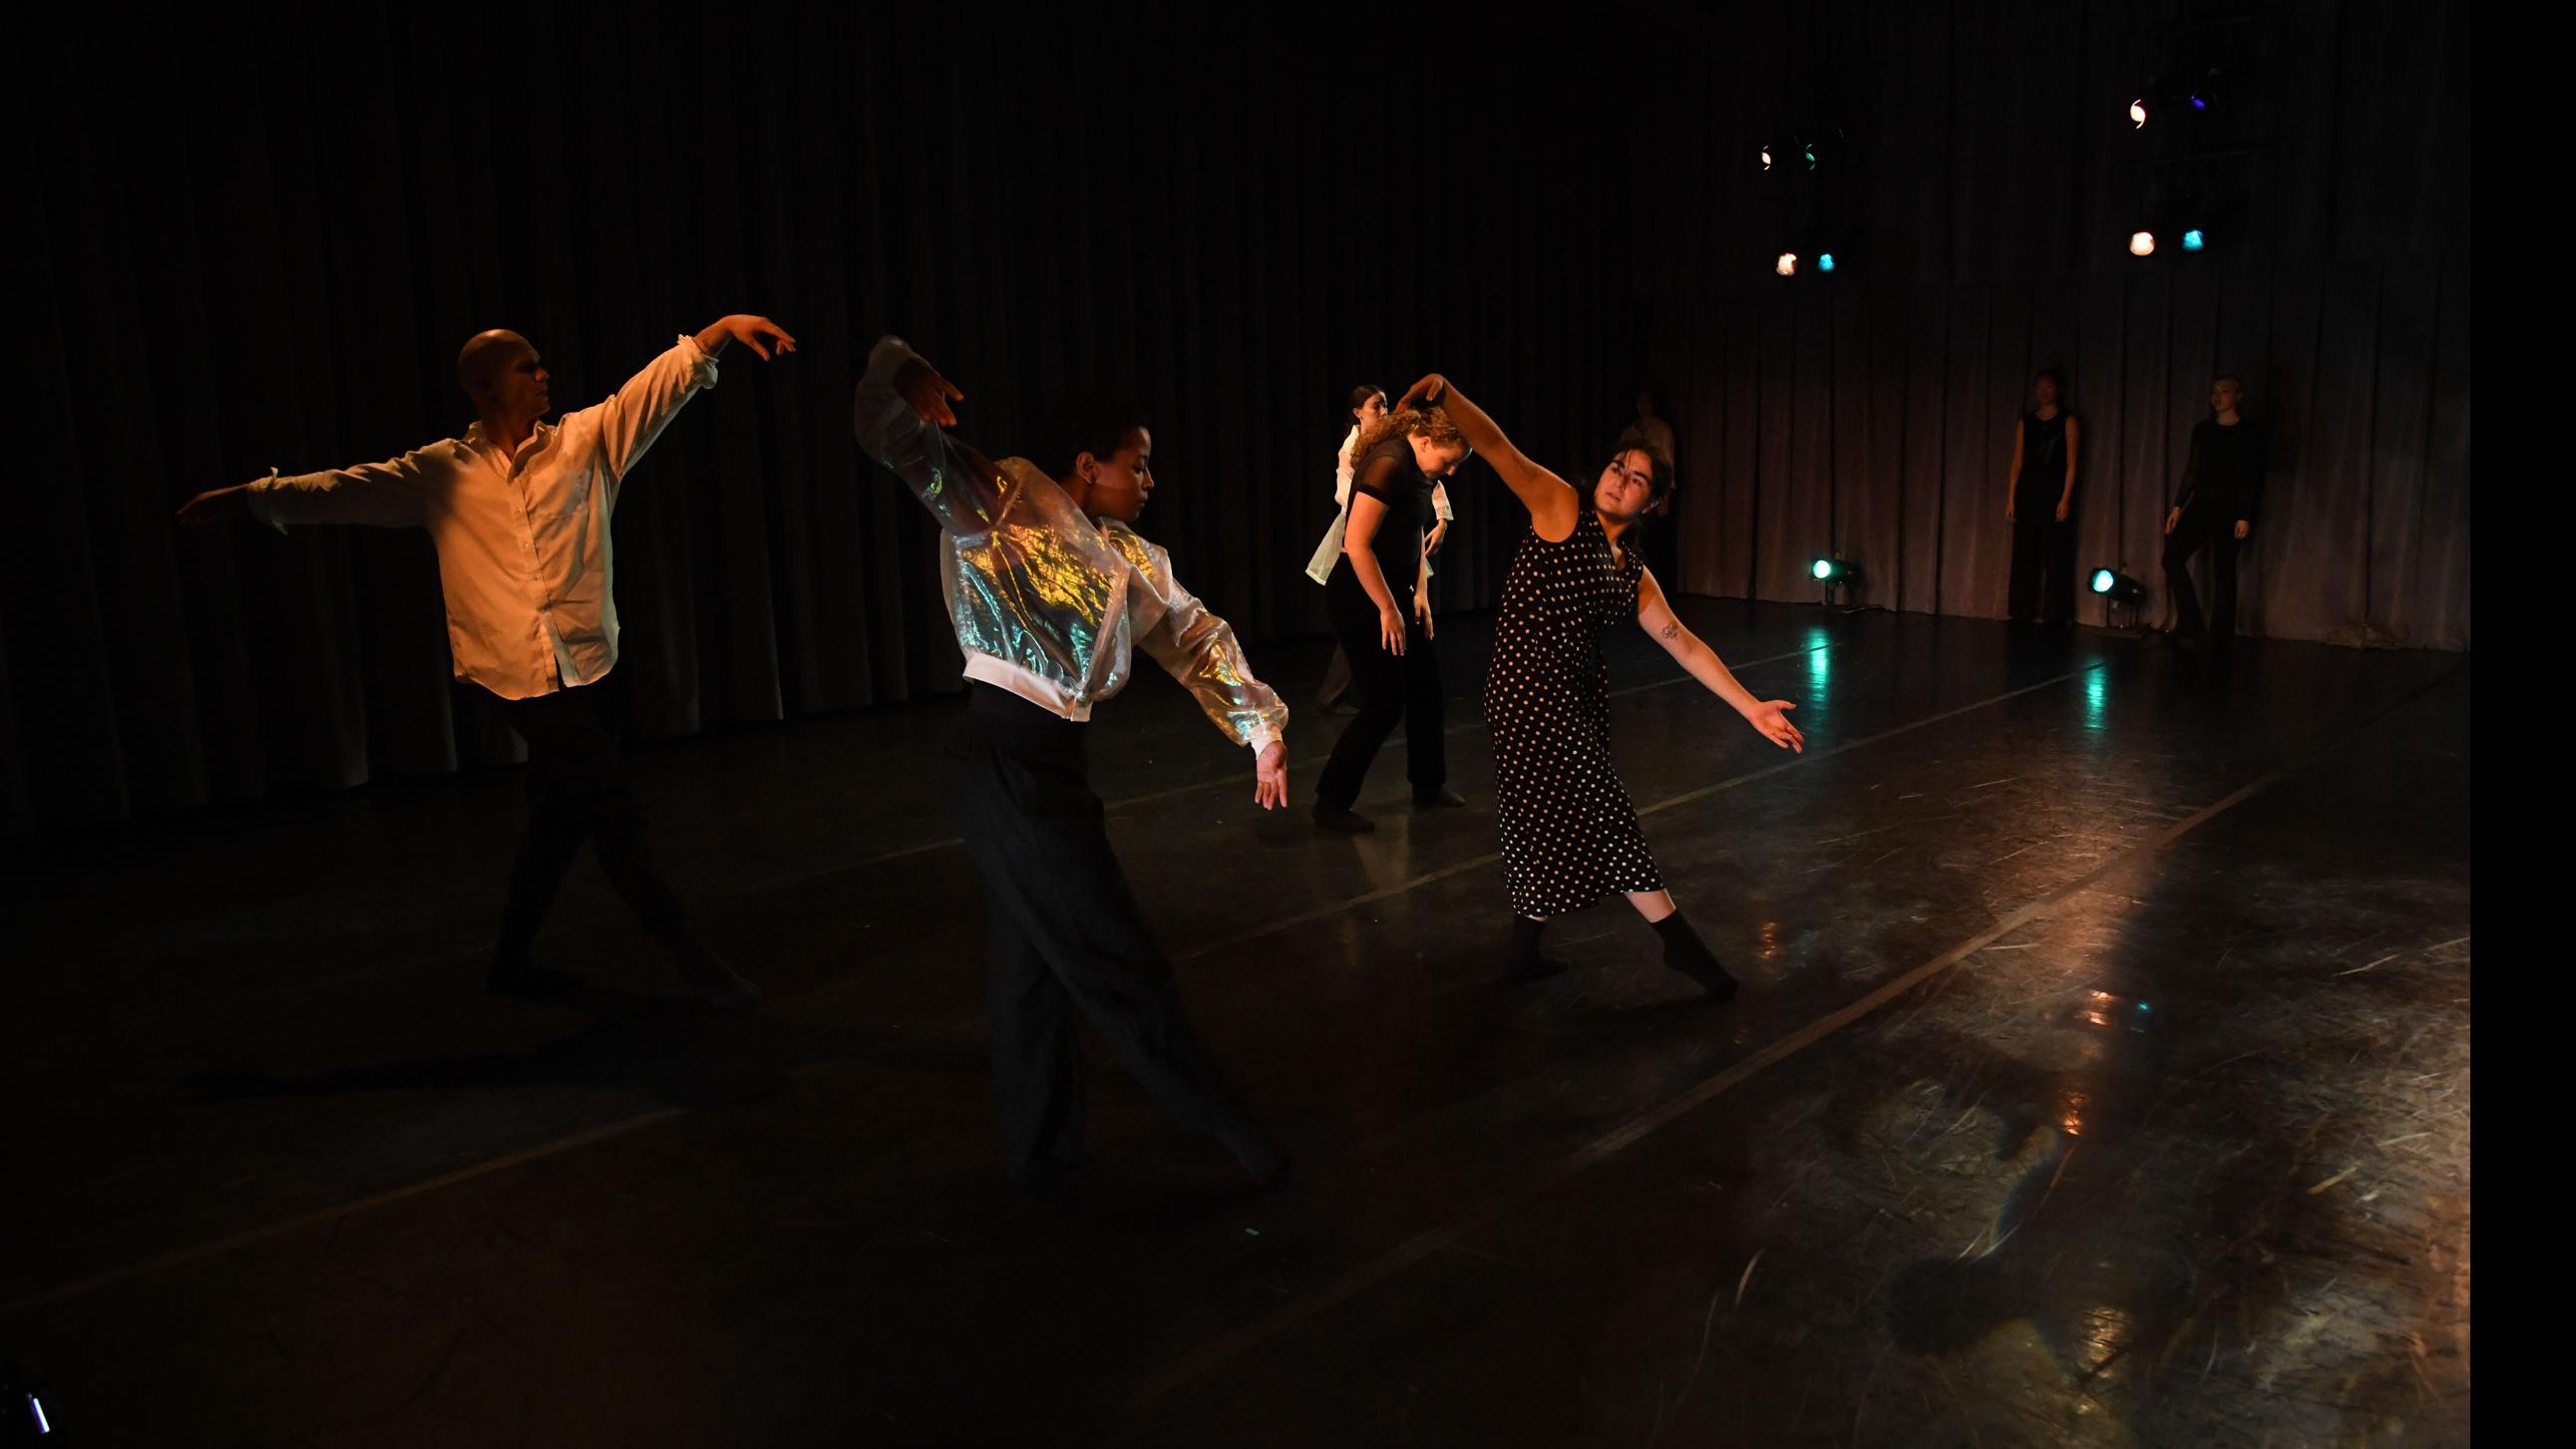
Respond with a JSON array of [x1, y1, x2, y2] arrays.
[[1254, 740, 1288, 810], [1378, 603, 1407, 656], [895, 355, 964, 427], [1425, 519, 1449, 555], [2055, 497, 2070, 523], [2006, 498, 2017, 523], [1413, 590, 1436, 641], [701, 315, 799, 361], [177, 483, 253, 528], [2233, 520, 2250, 540], [2165, 507, 2182, 535], [1396, 373, 1449, 412], [1746, 699, 1804, 752]]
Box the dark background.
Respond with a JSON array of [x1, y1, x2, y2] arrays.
[[3, 1, 2468, 838]]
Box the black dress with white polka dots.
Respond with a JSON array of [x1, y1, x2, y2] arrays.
[[1485, 509, 1664, 919]]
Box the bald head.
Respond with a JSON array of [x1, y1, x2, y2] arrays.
[[455, 329, 552, 429], [457, 329, 534, 394]]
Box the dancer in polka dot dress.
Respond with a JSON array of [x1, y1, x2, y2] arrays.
[[1393, 373, 1806, 993]]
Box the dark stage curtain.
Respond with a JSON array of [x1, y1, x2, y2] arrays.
[[5, 9, 1656, 837], [3, 2, 2469, 840], [1639, 0, 2471, 648]]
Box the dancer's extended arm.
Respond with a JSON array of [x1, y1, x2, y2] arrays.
[[178, 455, 433, 532], [1133, 546, 1293, 810], [1637, 568, 1804, 753]]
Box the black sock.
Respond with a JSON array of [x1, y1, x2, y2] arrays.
[[1651, 910, 1739, 1000], [1508, 916, 1565, 983]]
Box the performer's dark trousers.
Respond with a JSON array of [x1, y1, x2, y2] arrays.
[[2008, 497, 2077, 623], [492, 669, 693, 957], [1319, 645, 1354, 707], [944, 683, 1269, 1183], [2161, 506, 2243, 642], [1316, 567, 1446, 809]]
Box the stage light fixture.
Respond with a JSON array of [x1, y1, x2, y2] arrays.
[[2182, 228, 2206, 252], [1761, 145, 1773, 171], [2090, 568, 2145, 604], [2129, 230, 2157, 257], [1776, 252, 1799, 277], [1819, 252, 1837, 272], [2130, 98, 2148, 128], [1813, 554, 1863, 607]]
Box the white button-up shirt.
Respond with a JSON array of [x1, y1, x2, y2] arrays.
[[246, 337, 719, 700]]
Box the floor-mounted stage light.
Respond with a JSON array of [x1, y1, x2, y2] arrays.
[[2090, 568, 2144, 602], [2091, 566, 2148, 629], [1812, 554, 1866, 609]]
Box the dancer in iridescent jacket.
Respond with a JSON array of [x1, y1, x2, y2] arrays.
[[856, 336, 1293, 1191]]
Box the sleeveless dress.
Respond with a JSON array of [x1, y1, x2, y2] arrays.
[[1485, 510, 1664, 918]]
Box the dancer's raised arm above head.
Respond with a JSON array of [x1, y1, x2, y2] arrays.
[[1396, 373, 1578, 542]]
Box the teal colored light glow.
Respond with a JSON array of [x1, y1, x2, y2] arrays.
[[2091, 568, 2116, 594]]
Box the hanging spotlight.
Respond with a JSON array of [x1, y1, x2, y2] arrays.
[[2182, 228, 2206, 252], [1776, 251, 1799, 277], [2129, 230, 2157, 257], [1818, 252, 1837, 272], [2129, 97, 2148, 128], [1761, 144, 1774, 172]]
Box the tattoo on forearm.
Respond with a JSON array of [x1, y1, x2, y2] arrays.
[[1658, 621, 1681, 641]]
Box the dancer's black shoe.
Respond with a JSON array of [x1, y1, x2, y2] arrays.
[[1312, 803, 1376, 834]]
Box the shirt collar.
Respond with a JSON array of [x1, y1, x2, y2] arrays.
[[464, 418, 552, 459]]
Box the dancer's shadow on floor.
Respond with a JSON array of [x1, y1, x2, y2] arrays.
[[189, 984, 865, 1112]]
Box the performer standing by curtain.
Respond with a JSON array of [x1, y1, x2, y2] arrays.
[[1311, 405, 1469, 833], [177, 316, 792, 1010], [855, 336, 1293, 1191], [1394, 372, 1803, 992], [2005, 367, 2081, 625], [2163, 375, 2265, 651], [1310, 385, 1452, 715]]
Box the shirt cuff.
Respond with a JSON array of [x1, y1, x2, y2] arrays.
[[675, 333, 721, 388], [1248, 723, 1284, 753], [245, 469, 289, 535]]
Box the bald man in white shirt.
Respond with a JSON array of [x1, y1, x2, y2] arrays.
[[180, 313, 795, 1008]]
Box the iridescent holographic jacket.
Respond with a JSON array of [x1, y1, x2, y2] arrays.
[[855, 336, 1288, 750]]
